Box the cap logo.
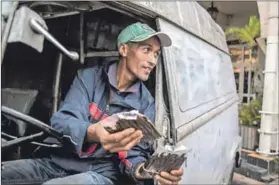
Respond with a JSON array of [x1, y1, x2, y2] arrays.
[[141, 24, 154, 32]]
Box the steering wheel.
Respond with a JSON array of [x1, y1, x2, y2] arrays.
[[1, 106, 63, 149]]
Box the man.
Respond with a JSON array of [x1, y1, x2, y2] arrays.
[[1, 22, 183, 185]]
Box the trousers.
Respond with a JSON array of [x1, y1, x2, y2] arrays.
[[1, 158, 114, 185]]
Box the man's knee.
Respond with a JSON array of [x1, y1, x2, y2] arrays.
[[1, 158, 58, 183], [1, 159, 41, 185], [1, 159, 31, 179]]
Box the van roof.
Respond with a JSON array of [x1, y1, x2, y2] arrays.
[[128, 1, 229, 54]]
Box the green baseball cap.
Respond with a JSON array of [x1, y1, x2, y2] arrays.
[[117, 22, 172, 48]]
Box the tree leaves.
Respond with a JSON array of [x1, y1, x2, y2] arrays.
[[225, 15, 261, 48], [239, 98, 262, 126]]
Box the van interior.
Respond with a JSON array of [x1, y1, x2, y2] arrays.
[[1, 4, 160, 161]]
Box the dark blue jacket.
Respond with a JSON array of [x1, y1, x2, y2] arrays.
[[49, 61, 155, 183]]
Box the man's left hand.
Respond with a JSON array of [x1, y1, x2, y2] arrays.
[[154, 169, 183, 185]]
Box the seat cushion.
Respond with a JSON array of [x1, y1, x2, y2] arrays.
[[1, 88, 38, 136]]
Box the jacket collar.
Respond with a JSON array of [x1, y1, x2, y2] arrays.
[[102, 61, 142, 111], [104, 61, 141, 93]]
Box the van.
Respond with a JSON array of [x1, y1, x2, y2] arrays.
[[1, 1, 242, 184]]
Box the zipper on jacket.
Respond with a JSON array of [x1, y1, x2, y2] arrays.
[[105, 104, 110, 114]]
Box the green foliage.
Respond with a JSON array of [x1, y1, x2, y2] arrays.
[[239, 98, 262, 126], [228, 16, 262, 126], [274, 157, 279, 173], [225, 16, 261, 48]]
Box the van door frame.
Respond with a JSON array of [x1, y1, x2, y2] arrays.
[[155, 18, 183, 145], [154, 52, 174, 146]]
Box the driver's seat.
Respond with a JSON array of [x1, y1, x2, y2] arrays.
[[1, 88, 38, 160], [1, 88, 39, 137]]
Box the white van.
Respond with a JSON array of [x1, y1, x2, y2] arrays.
[[1, 1, 242, 184]]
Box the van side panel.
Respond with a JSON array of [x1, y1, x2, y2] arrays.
[[178, 104, 240, 184], [157, 17, 241, 184], [157, 18, 238, 132]]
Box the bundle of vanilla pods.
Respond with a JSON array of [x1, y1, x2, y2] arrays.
[[104, 110, 162, 142], [139, 145, 190, 178], [104, 110, 189, 176]]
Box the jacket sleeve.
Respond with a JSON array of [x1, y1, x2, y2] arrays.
[[118, 102, 155, 183], [50, 68, 95, 156]]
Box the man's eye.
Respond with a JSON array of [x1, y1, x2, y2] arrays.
[[143, 48, 150, 53], [154, 52, 160, 58]]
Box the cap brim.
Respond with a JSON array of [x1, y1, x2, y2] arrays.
[[130, 32, 172, 47]]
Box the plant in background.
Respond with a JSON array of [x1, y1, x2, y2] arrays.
[[274, 157, 279, 174], [239, 98, 262, 126], [226, 16, 263, 99], [226, 15, 265, 129], [225, 15, 260, 48]]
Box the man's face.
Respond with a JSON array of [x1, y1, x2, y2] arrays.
[[120, 37, 161, 81]]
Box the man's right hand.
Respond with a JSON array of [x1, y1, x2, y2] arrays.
[[86, 114, 143, 153]]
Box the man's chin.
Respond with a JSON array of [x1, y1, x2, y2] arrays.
[[138, 76, 149, 82]]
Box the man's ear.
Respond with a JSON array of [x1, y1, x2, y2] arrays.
[[119, 44, 128, 57]]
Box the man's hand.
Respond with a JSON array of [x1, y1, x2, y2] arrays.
[[135, 163, 183, 185], [154, 169, 183, 185], [86, 114, 143, 153]]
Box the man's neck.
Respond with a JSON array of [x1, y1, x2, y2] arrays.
[[116, 60, 136, 92]]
